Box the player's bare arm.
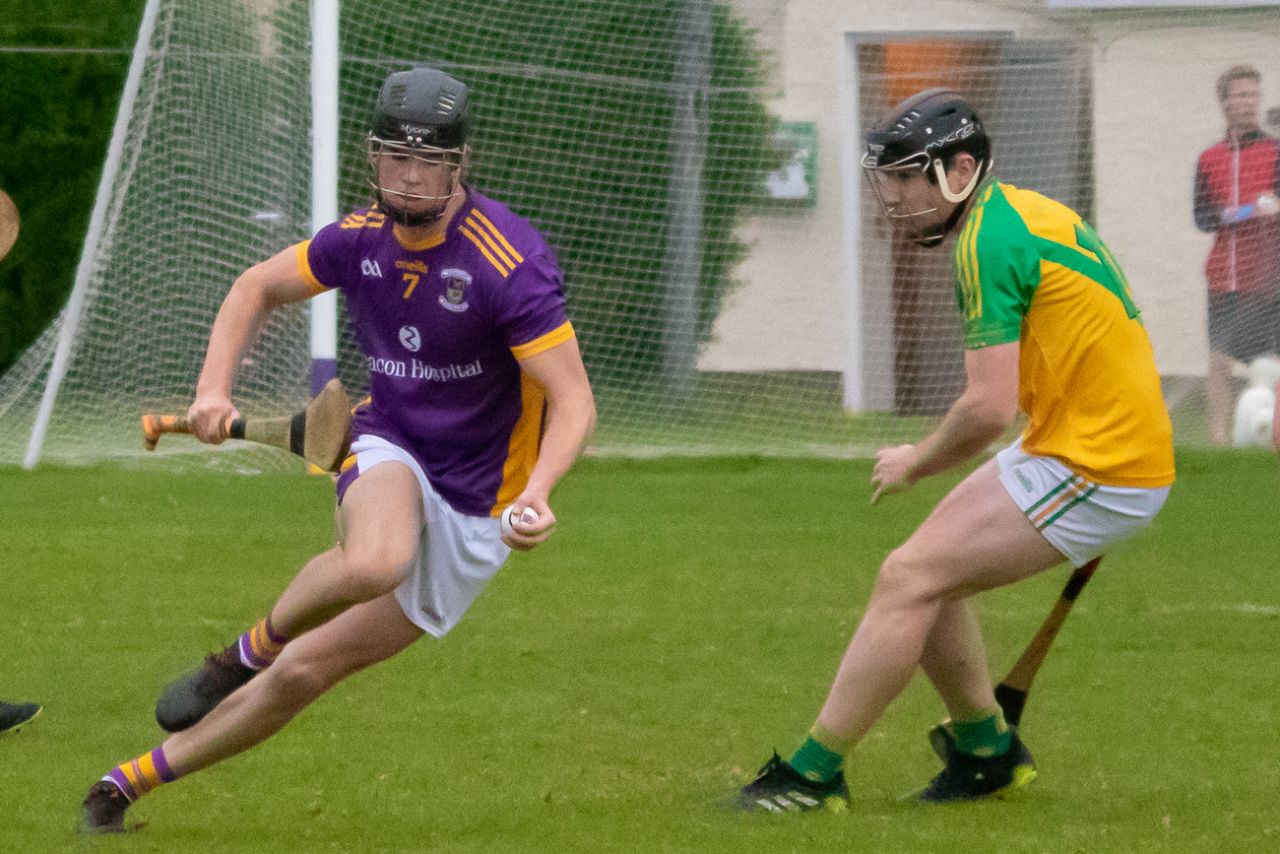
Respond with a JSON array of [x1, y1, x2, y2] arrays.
[[188, 243, 320, 442], [871, 341, 1019, 503], [503, 337, 596, 550]]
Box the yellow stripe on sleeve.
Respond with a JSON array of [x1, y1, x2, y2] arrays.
[[295, 240, 330, 295], [460, 224, 513, 276], [962, 207, 984, 321], [954, 220, 972, 298], [470, 209, 525, 264], [511, 321, 575, 360], [465, 214, 518, 271]]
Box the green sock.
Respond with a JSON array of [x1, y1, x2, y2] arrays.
[[952, 709, 1012, 758], [788, 727, 845, 783]]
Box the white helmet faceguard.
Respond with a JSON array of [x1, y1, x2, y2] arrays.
[[861, 149, 990, 247], [366, 135, 470, 227]]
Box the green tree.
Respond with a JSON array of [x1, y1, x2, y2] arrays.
[[0, 0, 145, 372]]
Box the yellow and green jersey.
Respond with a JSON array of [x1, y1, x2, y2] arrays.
[[953, 179, 1174, 487]]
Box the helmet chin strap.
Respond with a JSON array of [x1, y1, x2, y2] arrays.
[[912, 227, 948, 248], [931, 156, 989, 204], [909, 157, 992, 246]]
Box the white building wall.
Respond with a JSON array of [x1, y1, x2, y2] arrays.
[[700, 0, 1058, 374], [703, 0, 1280, 382]]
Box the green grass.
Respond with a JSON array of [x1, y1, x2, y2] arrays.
[[1, 450, 1278, 852]]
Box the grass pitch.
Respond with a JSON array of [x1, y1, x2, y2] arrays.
[[1, 450, 1277, 853]]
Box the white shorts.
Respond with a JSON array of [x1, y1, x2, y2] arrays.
[[342, 434, 510, 638], [996, 438, 1170, 568]]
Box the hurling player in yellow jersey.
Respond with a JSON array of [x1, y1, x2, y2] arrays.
[[738, 89, 1174, 811]]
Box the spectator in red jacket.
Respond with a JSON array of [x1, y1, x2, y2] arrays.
[[1193, 64, 1280, 444]]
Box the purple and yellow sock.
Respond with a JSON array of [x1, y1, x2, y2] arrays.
[[237, 616, 288, 671], [102, 746, 179, 802]]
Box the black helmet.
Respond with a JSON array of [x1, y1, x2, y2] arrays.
[[863, 88, 990, 175], [862, 89, 993, 246], [366, 67, 471, 227], [370, 67, 470, 149]]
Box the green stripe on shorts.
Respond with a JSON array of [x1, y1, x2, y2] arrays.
[[1036, 483, 1101, 531]]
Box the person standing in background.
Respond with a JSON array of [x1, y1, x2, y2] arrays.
[[1193, 64, 1280, 444]]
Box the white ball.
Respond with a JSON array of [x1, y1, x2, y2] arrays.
[[500, 504, 540, 538], [1232, 385, 1275, 448]]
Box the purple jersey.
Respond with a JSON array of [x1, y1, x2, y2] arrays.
[[297, 188, 574, 517]]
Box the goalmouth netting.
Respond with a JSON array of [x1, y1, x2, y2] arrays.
[[1, 0, 1277, 470]]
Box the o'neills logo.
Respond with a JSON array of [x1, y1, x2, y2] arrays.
[[367, 356, 483, 382]]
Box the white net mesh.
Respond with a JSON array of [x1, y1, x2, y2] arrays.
[[1, 0, 1278, 468]]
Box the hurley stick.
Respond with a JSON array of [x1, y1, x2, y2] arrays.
[[141, 378, 352, 471], [928, 556, 1102, 759]]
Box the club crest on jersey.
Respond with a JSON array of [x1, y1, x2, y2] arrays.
[[439, 268, 472, 313], [399, 325, 422, 352]]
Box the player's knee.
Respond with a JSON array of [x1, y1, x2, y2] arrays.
[[338, 543, 415, 601], [875, 547, 945, 606], [260, 657, 332, 707]]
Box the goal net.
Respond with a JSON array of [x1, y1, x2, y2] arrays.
[[1, 0, 1277, 469]]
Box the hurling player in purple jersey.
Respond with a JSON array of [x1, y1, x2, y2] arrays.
[[82, 67, 595, 834]]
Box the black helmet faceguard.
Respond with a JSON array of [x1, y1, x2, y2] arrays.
[[861, 88, 992, 246], [367, 67, 471, 227]]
